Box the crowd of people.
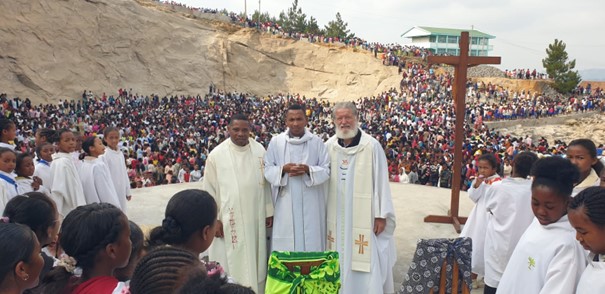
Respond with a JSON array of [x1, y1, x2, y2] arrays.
[[1, 99, 605, 293], [503, 68, 548, 80], [0, 101, 399, 293], [1, 55, 604, 190]]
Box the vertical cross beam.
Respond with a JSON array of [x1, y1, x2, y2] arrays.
[[423, 32, 501, 233]]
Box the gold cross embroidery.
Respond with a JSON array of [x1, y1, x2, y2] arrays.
[[327, 230, 335, 250], [355, 234, 368, 254]]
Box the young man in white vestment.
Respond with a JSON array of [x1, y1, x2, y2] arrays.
[[201, 113, 273, 294], [264, 104, 330, 252], [325, 102, 397, 294]]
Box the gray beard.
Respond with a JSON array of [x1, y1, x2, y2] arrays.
[[336, 124, 359, 140]]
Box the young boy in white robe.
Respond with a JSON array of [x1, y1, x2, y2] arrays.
[[460, 153, 501, 284], [33, 143, 54, 188], [482, 152, 538, 293], [101, 127, 131, 210], [497, 157, 586, 294], [80, 136, 121, 209], [49, 129, 86, 217], [0, 148, 19, 210], [568, 186, 605, 294], [16, 153, 50, 196], [567, 139, 603, 196]]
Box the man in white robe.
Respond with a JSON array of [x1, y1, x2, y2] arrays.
[[202, 114, 273, 294], [264, 104, 330, 252], [325, 102, 397, 294]]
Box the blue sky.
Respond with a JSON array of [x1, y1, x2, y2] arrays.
[[179, 0, 605, 72]]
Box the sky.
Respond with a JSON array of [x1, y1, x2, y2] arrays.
[[179, 0, 605, 72]]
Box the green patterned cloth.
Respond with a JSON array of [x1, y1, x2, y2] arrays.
[[265, 251, 341, 294]]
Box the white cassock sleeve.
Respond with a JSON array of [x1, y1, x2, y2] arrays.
[[467, 179, 484, 203], [264, 137, 285, 188], [373, 143, 395, 225], [201, 156, 221, 217], [303, 140, 330, 187]]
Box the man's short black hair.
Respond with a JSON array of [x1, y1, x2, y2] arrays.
[[287, 104, 305, 112], [229, 113, 248, 125]]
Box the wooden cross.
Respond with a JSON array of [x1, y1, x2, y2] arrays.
[[354, 234, 368, 254], [327, 230, 335, 250], [423, 32, 501, 233]]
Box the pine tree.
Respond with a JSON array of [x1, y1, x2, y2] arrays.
[[251, 10, 276, 24], [324, 12, 354, 39], [277, 0, 307, 33], [542, 39, 581, 93], [305, 16, 323, 35]]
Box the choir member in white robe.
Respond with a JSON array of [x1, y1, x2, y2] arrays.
[[576, 254, 605, 293], [201, 114, 273, 294], [15, 152, 51, 196], [567, 139, 602, 197], [16, 176, 50, 196], [567, 186, 605, 294], [34, 159, 52, 188], [460, 154, 501, 277], [496, 217, 586, 294], [264, 104, 330, 252], [497, 157, 586, 294], [33, 143, 54, 188], [0, 118, 16, 152], [325, 102, 396, 294], [50, 130, 86, 217], [101, 128, 131, 211], [0, 149, 19, 203], [0, 170, 19, 201], [80, 157, 121, 209], [483, 151, 538, 290]]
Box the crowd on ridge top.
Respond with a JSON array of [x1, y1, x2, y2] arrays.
[[158, 0, 581, 83]]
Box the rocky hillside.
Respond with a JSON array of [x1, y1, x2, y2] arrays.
[[0, 0, 400, 103]]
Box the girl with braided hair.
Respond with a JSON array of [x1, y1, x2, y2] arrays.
[[129, 246, 206, 294], [140, 189, 242, 291], [147, 189, 218, 258], [79, 136, 121, 209], [497, 157, 586, 293], [568, 186, 605, 293], [36, 203, 131, 294]]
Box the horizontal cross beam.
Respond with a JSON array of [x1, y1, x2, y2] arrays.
[[428, 56, 501, 66]]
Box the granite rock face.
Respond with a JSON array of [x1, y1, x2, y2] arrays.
[[0, 0, 400, 103]]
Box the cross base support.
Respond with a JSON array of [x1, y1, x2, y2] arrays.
[[424, 215, 468, 234]]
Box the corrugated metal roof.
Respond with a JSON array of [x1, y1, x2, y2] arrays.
[[415, 26, 495, 38]]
